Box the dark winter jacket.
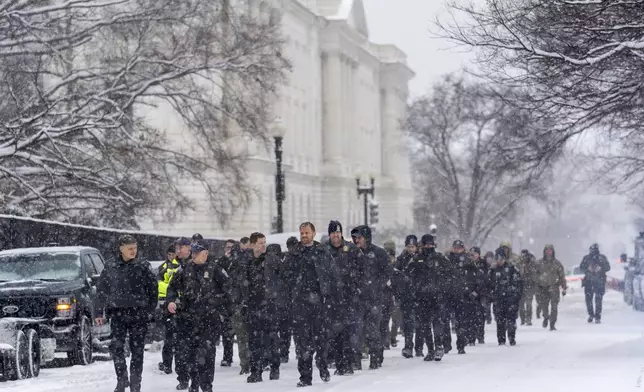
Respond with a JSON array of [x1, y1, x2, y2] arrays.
[[285, 241, 335, 308], [446, 251, 473, 299], [489, 262, 523, 304], [580, 251, 611, 286], [454, 255, 489, 302], [406, 248, 455, 300], [327, 240, 364, 318], [241, 251, 283, 313], [96, 255, 157, 316], [166, 257, 231, 323], [395, 250, 416, 272], [357, 242, 393, 307], [225, 245, 249, 306]]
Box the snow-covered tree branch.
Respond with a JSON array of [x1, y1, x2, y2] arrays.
[[407, 75, 541, 247], [435, 0, 644, 200], [0, 0, 289, 228]]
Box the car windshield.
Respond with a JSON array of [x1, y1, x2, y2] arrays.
[[0, 252, 82, 282]]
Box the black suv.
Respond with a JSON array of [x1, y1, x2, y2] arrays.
[[0, 246, 111, 365]]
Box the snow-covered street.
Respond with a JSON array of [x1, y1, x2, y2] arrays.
[[4, 290, 643, 392]]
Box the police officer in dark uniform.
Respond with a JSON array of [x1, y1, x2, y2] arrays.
[[350, 225, 393, 370], [216, 239, 237, 367], [326, 220, 364, 375], [96, 235, 158, 392], [405, 234, 452, 362], [395, 235, 422, 358], [166, 240, 231, 392]]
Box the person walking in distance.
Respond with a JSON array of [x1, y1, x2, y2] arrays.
[[580, 243, 611, 323], [535, 245, 567, 331], [96, 235, 158, 392], [517, 249, 539, 326], [489, 248, 523, 346]]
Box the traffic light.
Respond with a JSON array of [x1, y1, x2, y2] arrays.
[[369, 200, 379, 225]]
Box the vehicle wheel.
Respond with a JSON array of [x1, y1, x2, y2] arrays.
[[25, 328, 40, 378], [7, 330, 29, 380], [68, 315, 93, 366]]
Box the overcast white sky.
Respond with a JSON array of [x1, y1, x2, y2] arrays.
[[363, 0, 476, 97]]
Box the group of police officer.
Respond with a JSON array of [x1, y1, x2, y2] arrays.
[[96, 223, 611, 392]]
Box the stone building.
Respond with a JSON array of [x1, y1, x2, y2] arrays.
[[141, 0, 415, 238]]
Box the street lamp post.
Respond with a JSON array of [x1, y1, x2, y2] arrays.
[[272, 118, 286, 233], [356, 176, 375, 226]]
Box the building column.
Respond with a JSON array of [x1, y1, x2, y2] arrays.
[[321, 52, 343, 165]]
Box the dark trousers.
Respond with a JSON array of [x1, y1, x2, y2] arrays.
[[358, 304, 383, 355], [161, 315, 178, 369], [440, 299, 455, 350], [109, 308, 148, 389], [332, 323, 357, 372], [279, 311, 292, 360], [220, 316, 234, 364], [494, 299, 518, 344], [455, 299, 477, 350], [182, 317, 218, 391], [414, 297, 443, 354], [381, 295, 394, 347], [400, 299, 424, 352], [584, 282, 605, 319], [293, 304, 328, 384], [473, 302, 486, 342], [175, 318, 191, 384], [248, 313, 281, 375]]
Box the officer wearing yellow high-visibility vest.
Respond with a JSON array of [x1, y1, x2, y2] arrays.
[[158, 246, 180, 301]]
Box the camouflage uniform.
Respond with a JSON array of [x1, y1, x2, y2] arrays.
[[536, 244, 567, 330], [516, 252, 539, 325]]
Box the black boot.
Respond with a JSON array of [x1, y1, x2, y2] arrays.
[[320, 368, 331, 382], [176, 381, 189, 390], [114, 379, 129, 392], [270, 368, 280, 380], [297, 380, 312, 387], [369, 354, 379, 369], [247, 373, 263, 383]]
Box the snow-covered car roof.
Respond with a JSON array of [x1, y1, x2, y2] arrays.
[[0, 246, 98, 256]]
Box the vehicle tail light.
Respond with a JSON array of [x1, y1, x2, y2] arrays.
[[56, 297, 76, 318]]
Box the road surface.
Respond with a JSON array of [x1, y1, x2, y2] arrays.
[[7, 290, 643, 392]]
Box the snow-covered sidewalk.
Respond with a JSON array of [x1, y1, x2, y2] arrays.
[[7, 290, 644, 392]]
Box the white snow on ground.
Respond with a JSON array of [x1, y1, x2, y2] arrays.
[[5, 290, 644, 392]]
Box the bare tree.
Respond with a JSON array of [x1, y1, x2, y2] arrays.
[[435, 0, 644, 200], [407, 75, 541, 247], [0, 0, 289, 228]]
